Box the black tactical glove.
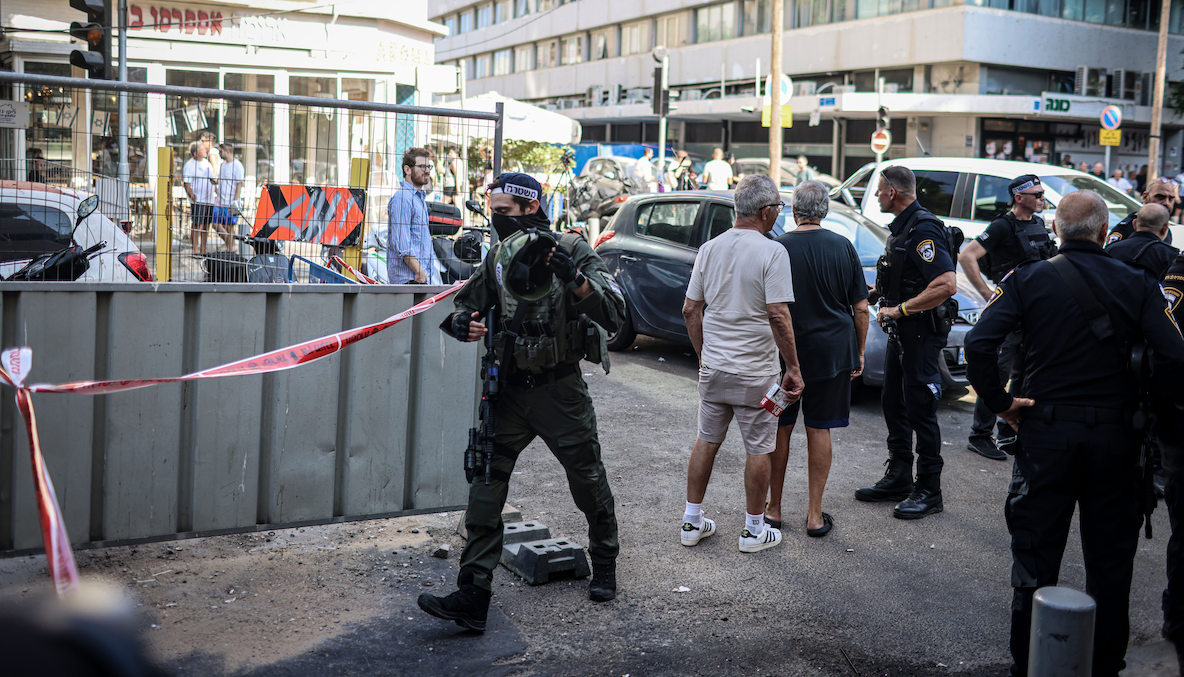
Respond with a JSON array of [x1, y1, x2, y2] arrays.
[[547, 244, 579, 285], [451, 311, 474, 340]]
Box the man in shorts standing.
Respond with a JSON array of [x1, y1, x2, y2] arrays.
[[183, 140, 217, 255], [766, 181, 869, 537], [681, 174, 804, 553]]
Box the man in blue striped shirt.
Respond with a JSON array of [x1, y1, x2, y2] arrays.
[[387, 148, 439, 284]]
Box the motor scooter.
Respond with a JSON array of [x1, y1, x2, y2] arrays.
[[6, 195, 107, 282], [362, 200, 489, 284], [204, 235, 289, 283]]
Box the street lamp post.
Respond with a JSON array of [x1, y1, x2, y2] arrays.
[[769, 0, 784, 186], [653, 47, 670, 182]]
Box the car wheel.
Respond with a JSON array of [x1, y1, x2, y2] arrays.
[[606, 303, 637, 351]]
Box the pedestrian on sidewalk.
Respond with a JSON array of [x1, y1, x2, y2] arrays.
[[681, 174, 803, 554], [182, 140, 217, 256], [387, 147, 438, 284], [766, 181, 869, 537]]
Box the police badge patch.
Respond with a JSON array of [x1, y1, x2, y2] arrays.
[[917, 239, 936, 262], [1107, 232, 1123, 245]]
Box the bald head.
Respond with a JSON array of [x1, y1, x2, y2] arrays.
[[1135, 203, 1171, 239], [1055, 191, 1109, 243]]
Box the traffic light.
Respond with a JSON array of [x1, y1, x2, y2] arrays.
[[876, 106, 890, 132], [69, 0, 111, 80]]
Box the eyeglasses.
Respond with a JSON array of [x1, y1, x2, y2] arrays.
[[412, 163, 433, 170], [1019, 191, 1045, 199], [763, 202, 786, 212]]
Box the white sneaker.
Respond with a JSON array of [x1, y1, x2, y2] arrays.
[[681, 517, 716, 546], [738, 526, 782, 553]]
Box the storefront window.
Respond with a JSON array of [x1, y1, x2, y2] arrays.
[[224, 73, 275, 192], [91, 67, 148, 183], [289, 76, 338, 186], [22, 62, 75, 183], [164, 70, 220, 180]]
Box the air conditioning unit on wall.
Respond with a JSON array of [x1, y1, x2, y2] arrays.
[[607, 84, 622, 105], [793, 81, 817, 96], [1075, 65, 1107, 97]]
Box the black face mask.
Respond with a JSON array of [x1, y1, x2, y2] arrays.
[[492, 209, 550, 240]]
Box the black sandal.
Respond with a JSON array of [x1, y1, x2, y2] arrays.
[[806, 512, 833, 538]]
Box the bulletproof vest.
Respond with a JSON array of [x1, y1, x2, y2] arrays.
[[878, 211, 961, 305], [492, 233, 607, 375], [979, 213, 1056, 283]]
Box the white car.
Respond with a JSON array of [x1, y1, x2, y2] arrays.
[[831, 158, 1170, 242], [0, 181, 152, 282]]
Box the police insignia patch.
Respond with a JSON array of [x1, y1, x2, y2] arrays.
[[496, 262, 504, 287], [986, 286, 1004, 308], [1107, 232, 1122, 245], [917, 239, 936, 263], [1164, 284, 1182, 312]]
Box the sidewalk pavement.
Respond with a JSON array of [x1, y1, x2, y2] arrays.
[[1123, 640, 1179, 677]]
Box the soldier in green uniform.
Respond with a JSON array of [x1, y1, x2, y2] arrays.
[[418, 173, 626, 632]]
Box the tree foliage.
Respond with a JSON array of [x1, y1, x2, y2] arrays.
[[466, 139, 572, 177]]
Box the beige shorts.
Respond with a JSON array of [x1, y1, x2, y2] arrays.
[[696, 366, 778, 456]]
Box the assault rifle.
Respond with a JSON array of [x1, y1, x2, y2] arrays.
[[466, 307, 499, 485]]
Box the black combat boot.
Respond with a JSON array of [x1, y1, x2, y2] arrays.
[[589, 561, 616, 602], [854, 455, 914, 502], [893, 473, 944, 520], [417, 570, 492, 632]]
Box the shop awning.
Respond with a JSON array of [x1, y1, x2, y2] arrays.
[[438, 92, 581, 145]]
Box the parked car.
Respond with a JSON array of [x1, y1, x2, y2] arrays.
[[830, 157, 1169, 242], [581, 157, 638, 184], [593, 190, 985, 388], [734, 158, 841, 189], [0, 181, 152, 282]]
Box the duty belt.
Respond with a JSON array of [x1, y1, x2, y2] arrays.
[[505, 362, 579, 389], [1029, 404, 1125, 426]]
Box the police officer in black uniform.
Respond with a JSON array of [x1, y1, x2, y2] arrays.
[[1161, 254, 1184, 664], [965, 190, 1184, 677], [1107, 203, 1179, 278], [1107, 176, 1178, 246], [855, 166, 957, 520], [958, 175, 1057, 461]]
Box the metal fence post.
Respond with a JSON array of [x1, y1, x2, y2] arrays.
[[155, 146, 173, 282], [1029, 586, 1096, 677], [492, 101, 504, 177], [346, 157, 371, 275]]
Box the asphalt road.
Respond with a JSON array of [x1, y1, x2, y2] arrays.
[[405, 335, 1170, 677]]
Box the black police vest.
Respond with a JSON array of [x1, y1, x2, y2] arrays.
[[979, 213, 1056, 283], [882, 212, 960, 304]]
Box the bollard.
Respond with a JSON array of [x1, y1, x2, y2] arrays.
[[1029, 586, 1096, 677]]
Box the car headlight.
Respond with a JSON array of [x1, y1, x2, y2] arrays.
[[957, 310, 981, 325]]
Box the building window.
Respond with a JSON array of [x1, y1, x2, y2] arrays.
[[494, 49, 513, 75], [742, 0, 772, 34], [696, 3, 736, 43], [515, 45, 536, 72], [538, 40, 558, 67], [494, 0, 510, 23], [590, 29, 612, 59], [621, 21, 651, 55], [515, 0, 531, 17], [477, 4, 492, 28], [561, 35, 584, 65], [443, 16, 457, 36], [459, 11, 474, 32], [657, 13, 688, 48], [474, 54, 492, 78]]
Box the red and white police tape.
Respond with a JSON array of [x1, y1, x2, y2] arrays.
[[0, 284, 460, 596]]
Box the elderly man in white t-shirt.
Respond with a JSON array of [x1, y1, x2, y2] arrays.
[[680, 174, 804, 554]]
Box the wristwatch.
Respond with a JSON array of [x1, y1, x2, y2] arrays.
[[567, 271, 587, 290]]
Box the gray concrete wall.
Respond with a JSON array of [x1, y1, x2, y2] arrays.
[[0, 282, 479, 553]]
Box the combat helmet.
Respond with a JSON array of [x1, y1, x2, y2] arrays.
[[495, 228, 556, 302]]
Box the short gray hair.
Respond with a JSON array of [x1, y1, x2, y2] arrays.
[[1136, 203, 1170, 232], [792, 181, 829, 223], [735, 174, 780, 218], [1056, 190, 1109, 242]]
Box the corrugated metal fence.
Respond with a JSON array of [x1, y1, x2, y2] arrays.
[[0, 282, 478, 554]]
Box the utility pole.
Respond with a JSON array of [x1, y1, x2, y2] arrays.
[[1149, 0, 1171, 181], [654, 47, 670, 182], [768, 0, 783, 186], [117, 0, 129, 220]]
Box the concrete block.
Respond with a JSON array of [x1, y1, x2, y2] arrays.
[[456, 503, 523, 539], [500, 538, 591, 585], [502, 521, 551, 545]]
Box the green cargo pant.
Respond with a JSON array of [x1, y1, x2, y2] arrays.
[[459, 372, 618, 592]]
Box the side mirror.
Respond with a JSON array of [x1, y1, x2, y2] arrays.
[[76, 195, 99, 227], [465, 200, 484, 215]]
